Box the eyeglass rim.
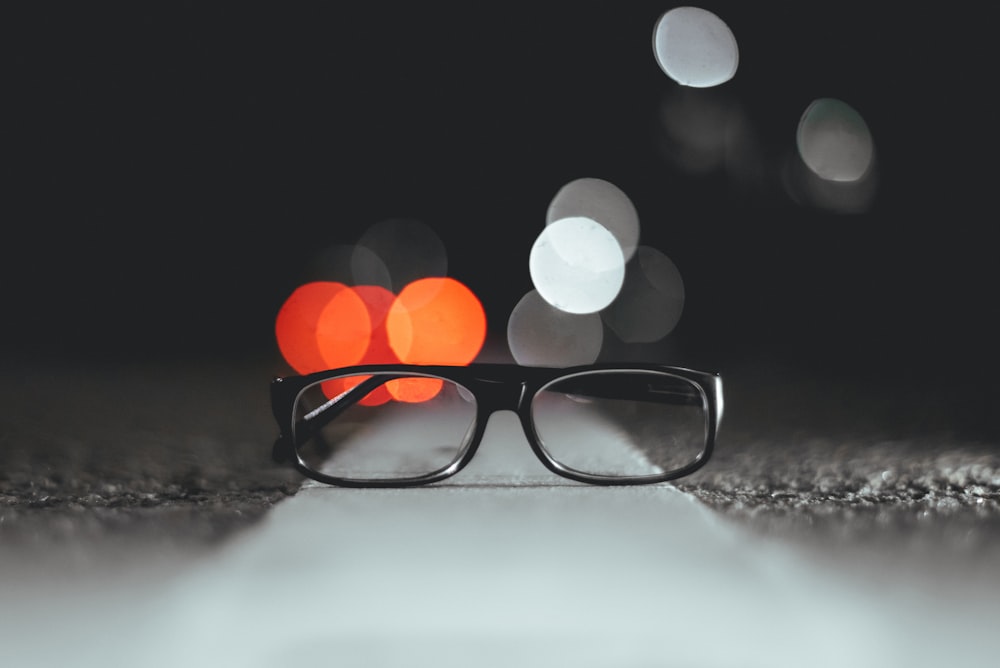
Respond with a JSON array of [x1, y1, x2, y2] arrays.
[[271, 362, 723, 487]]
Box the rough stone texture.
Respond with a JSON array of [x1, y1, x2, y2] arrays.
[[678, 363, 1000, 575]]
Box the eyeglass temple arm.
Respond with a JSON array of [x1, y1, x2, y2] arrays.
[[272, 375, 390, 463]]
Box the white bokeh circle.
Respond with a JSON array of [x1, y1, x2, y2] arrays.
[[601, 246, 685, 343], [529, 216, 626, 315], [796, 97, 874, 182], [546, 177, 640, 262], [653, 7, 739, 88], [507, 290, 604, 367]]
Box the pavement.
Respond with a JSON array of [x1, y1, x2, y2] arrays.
[[1, 352, 999, 666]]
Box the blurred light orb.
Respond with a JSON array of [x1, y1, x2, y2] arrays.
[[782, 147, 879, 213], [275, 281, 370, 375], [529, 216, 625, 314], [653, 7, 739, 88], [355, 218, 448, 292], [386, 277, 486, 403], [315, 286, 375, 371], [601, 247, 685, 343], [349, 284, 401, 406], [303, 243, 390, 288], [386, 277, 486, 366], [546, 177, 640, 261], [797, 98, 874, 182], [507, 290, 604, 367]]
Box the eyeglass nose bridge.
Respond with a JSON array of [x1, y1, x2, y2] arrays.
[[469, 377, 531, 414]]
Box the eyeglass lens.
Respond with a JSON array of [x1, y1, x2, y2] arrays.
[[292, 373, 478, 481], [531, 371, 707, 478]]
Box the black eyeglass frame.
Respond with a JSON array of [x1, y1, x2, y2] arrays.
[[271, 363, 723, 488]]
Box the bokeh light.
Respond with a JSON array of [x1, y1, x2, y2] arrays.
[[387, 277, 486, 364], [653, 7, 739, 88], [344, 285, 400, 406], [601, 246, 685, 344], [386, 277, 486, 401], [507, 289, 603, 367], [302, 243, 391, 288], [782, 151, 879, 214], [796, 98, 874, 182], [315, 286, 374, 371], [275, 282, 370, 375], [352, 285, 397, 364], [546, 177, 640, 261], [529, 216, 626, 315], [275, 277, 487, 404], [355, 218, 448, 292]]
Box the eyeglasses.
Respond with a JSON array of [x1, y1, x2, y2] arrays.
[[270, 363, 723, 487]]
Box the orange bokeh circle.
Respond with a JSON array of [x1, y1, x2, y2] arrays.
[[387, 277, 487, 364], [386, 277, 486, 402], [275, 282, 369, 375], [277, 277, 486, 405], [341, 285, 400, 406], [314, 286, 372, 369], [353, 285, 399, 365]]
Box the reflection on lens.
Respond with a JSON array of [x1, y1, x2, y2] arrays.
[[292, 373, 477, 481], [532, 370, 706, 478]]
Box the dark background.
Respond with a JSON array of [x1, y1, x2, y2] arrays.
[[5, 1, 996, 390]]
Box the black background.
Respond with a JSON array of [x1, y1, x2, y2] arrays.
[[5, 2, 996, 389]]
